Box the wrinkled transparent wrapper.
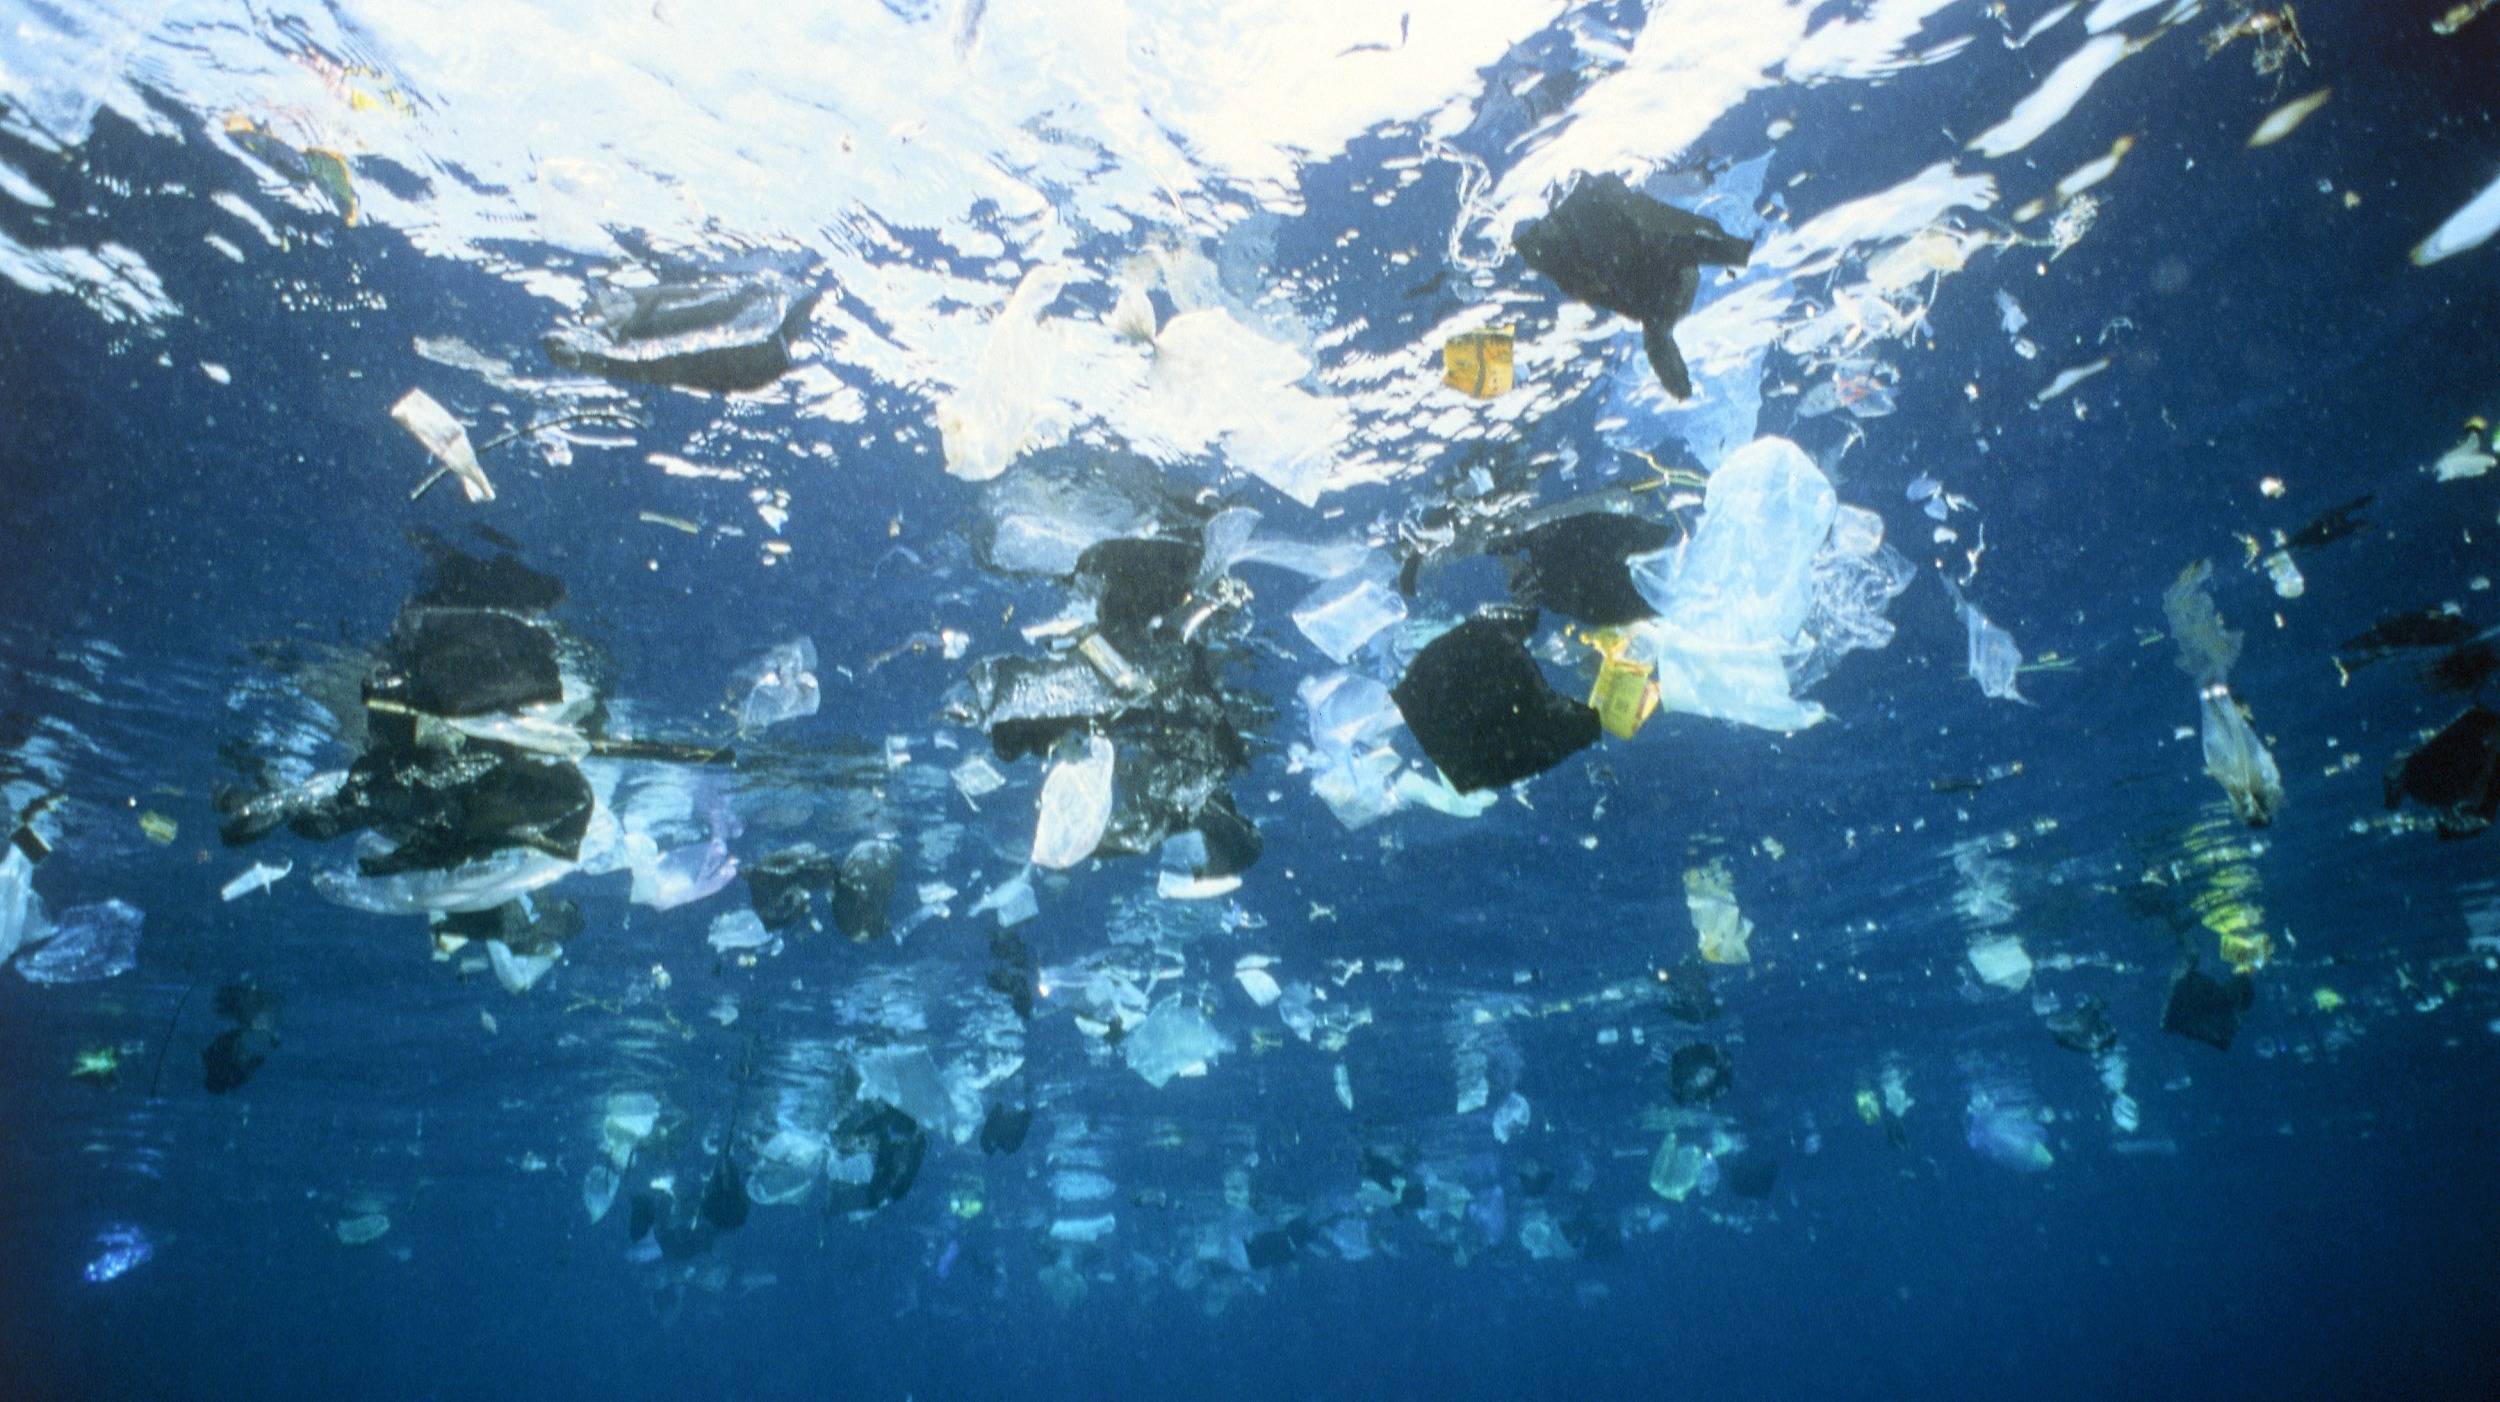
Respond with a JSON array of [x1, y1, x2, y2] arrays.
[[1292, 564, 1407, 664], [15, 898, 139, 984], [1685, 860, 1753, 965], [0, 845, 48, 965], [1032, 733, 1116, 869], [1941, 576, 2027, 702], [940, 266, 1074, 482], [314, 835, 580, 915], [1124, 996, 1230, 1088], [2200, 686, 2283, 826], [1621, 436, 1839, 732], [737, 636, 820, 730]]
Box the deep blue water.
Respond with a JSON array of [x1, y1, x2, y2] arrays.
[[4, 4, 2500, 1400]]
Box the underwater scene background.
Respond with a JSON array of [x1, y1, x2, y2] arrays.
[[3, 2, 2498, 1399]]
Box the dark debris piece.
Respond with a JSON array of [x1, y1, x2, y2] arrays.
[[1076, 536, 1202, 651], [2385, 706, 2500, 837], [2285, 494, 2372, 552], [1392, 608, 1599, 793], [349, 747, 594, 875], [544, 271, 816, 393], [822, 1104, 927, 1215], [201, 978, 282, 1095], [379, 610, 564, 720], [436, 896, 582, 954], [2162, 964, 2254, 1051], [2044, 997, 2117, 1056], [833, 838, 901, 942], [2337, 609, 2477, 663], [406, 531, 564, 613], [1513, 172, 1751, 399], [746, 843, 837, 931], [2429, 641, 2498, 696], [1718, 1146, 1778, 1200], [1668, 1041, 1733, 1107], [978, 1102, 1033, 1156], [1499, 511, 1672, 627]]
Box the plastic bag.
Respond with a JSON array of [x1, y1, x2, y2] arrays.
[[15, 898, 139, 984], [391, 389, 493, 504], [1940, 576, 2028, 703], [1123, 997, 1229, 1088], [0, 844, 48, 965], [1686, 861, 1754, 965], [1032, 733, 1116, 869], [2200, 686, 2283, 826], [736, 637, 820, 730], [1292, 565, 1407, 663], [941, 266, 1074, 482], [1622, 436, 1837, 731]]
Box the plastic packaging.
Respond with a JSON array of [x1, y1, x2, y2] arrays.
[[2200, 686, 2283, 826], [392, 389, 493, 503], [1622, 436, 1838, 731], [736, 637, 821, 730], [1292, 566, 1408, 664], [1032, 733, 1116, 869], [1940, 576, 2028, 703], [1686, 861, 1754, 965], [941, 266, 1074, 482], [15, 899, 140, 984]]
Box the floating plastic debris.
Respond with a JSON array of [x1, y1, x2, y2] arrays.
[[82, 1225, 154, 1284], [1032, 733, 1116, 869], [16, 899, 140, 984], [393, 389, 493, 503], [1940, 577, 2028, 703], [1441, 326, 1515, 398], [2248, 88, 2332, 148], [736, 637, 821, 730], [219, 859, 292, 901], [1686, 860, 1754, 965]]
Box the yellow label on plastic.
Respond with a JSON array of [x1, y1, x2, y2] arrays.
[[1441, 327, 1515, 399], [2218, 928, 2272, 975], [1580, 628, 1658, 739]]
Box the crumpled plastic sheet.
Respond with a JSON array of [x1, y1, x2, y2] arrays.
[[2200, 686, 2283, 826], [0, 844, 48, 965], [1292, 563, 1408, 664], [1123, 996, 1230, 1088], [313, 835, 579, 916], [15, 898, 139, 984], [736, 636, 821, 730], [1620, 436, 1837, 732], [1292, 671, 1407, 829], [1032, 733, 1116, 869], [1790, 506, 1916, 692], [1940, 576, 2028, 703], [941, 265, 1074, 482]]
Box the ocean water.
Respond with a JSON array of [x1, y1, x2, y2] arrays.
[[3, 3, 2498, 1399]]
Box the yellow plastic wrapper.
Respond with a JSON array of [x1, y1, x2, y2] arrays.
[[2218, 927, 2272, 975], [1686, 859, 1753, 965], [137, 811, 178, 845], [1441, 327, 1514, 398], [1580, 628, 1658, 739]]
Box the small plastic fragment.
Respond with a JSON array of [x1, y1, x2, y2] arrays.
[[1967, 933, 2034, 991], [706, 909, 773, 955], [393, 389, 493, 503], [1582, 629, 1660, 739], [1939, 576, 2028, 703], [1965, 1093, 2054, 1171], [544, 271, 812, 392], [486, 938, 559, 993], [1292, 566, 1408, 664], [1441, 327, 1515, 398], [736, 637, 820, 730], [219, 859, 293, 901], [1032, 733, 1116, 869], [1686, 860, 1753, 965], [1122, 997, 1229, 1088], [834, 838, 902, 941]]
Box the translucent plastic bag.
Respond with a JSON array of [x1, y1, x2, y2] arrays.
[[1032, 733, 1116, 869], [1622, 436, 1837, 732], [736, 637, 820, 731], [15, 898, 139, 984]]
